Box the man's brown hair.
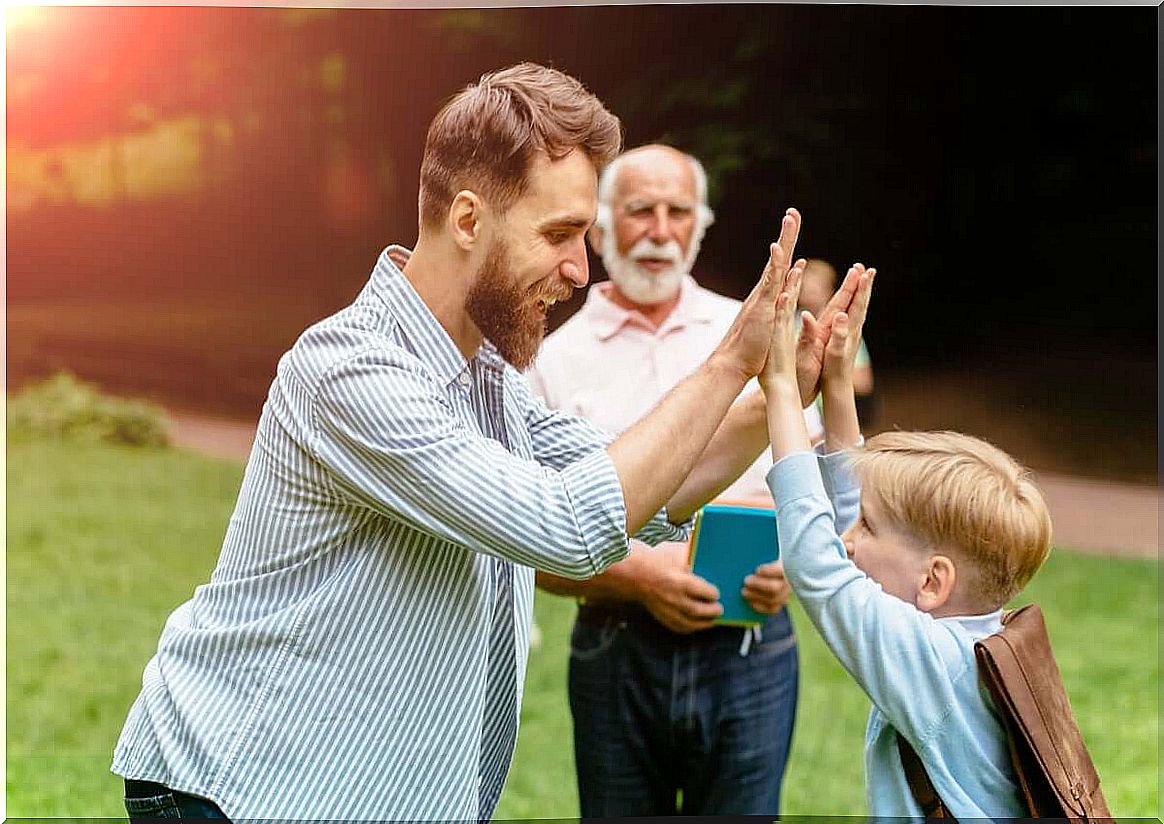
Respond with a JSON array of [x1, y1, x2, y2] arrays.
[[419, 62, 622, 229]]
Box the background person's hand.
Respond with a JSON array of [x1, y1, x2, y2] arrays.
[[742, 559, 792, 615], [636, 542, 723, 634]]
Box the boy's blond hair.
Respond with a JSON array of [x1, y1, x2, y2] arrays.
[[848, 431, 1053, 609]]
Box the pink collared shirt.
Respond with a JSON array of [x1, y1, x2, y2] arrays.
[[528, 276, 824, 506]]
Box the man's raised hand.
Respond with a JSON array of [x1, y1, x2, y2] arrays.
[[713, 208, 802, 381]]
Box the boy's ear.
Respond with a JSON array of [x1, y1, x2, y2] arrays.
[[916, 554, 957, 613]]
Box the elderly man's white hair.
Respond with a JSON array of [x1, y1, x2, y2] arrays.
[[594, 146, 716, 244]]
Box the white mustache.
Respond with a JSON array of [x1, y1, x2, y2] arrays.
[[627, 238, 683, 265]]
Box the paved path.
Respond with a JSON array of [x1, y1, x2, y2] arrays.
[[168, 411, 1159, 560]]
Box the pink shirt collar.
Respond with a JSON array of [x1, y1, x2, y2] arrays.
[[583, 275, 717, 341]]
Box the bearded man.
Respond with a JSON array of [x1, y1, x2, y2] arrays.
[[529, 144, 820, 816], [111, 67, 818, 822]]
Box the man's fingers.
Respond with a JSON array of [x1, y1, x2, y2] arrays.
[[681, 597, 725, 621], [660, 593, 722, 627], [773, 208, 802, 268], [754, 209, 801, 307], [750, 559, 784, 578], [683, 575, 720, 602], [742, 587, 788, 615], [656, 608, 716, 634]]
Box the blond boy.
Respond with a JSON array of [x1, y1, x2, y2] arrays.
[[759, 263, 1053, 817]]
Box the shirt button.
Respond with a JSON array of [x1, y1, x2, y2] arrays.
[[458, 372, 471, 388]]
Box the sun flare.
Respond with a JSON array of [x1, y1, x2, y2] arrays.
[[4, 4, 47, 37]]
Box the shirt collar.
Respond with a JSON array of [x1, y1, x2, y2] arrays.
[[583, 274, 717, 341], [939, 608, 1005, 638], [368, 245, 478, 388]]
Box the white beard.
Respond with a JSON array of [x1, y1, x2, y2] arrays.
[[602, 232, 702, 306]]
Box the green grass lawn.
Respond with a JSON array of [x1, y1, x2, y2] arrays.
[[7, 434, 1160, 817]]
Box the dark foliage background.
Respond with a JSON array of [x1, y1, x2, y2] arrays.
[[7, 5, 1157, 480]]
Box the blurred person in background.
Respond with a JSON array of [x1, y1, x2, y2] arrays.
[[528, 144, 818, 816]]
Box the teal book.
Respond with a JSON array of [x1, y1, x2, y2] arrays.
[[687, 503, 779, 626]]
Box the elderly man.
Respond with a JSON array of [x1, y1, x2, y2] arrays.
[[528, 144, 820, 816], [111, 66, 813, 823]]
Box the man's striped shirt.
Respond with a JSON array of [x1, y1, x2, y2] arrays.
[[112, 246, 688, 820]]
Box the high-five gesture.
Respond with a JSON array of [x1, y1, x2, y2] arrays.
[[795, 263, 866, 405], [611, 207, 803, 534]]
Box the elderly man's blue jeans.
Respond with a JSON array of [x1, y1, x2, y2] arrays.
[[123, 779, 230, 820], [568, 602, 799, 816]]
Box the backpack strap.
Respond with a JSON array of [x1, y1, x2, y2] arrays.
[[896, 732, 955, 820]]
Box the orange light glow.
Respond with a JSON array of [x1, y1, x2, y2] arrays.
[[4, 5, 48, 38]]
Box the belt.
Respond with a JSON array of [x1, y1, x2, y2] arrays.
[[124, 779, 172, 798], [577, 599, 654, 626]]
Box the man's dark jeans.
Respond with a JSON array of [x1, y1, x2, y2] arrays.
[[124, 779, 230, 821], [569, 602, 799, 817]]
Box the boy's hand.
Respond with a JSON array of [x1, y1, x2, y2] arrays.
[[795, 264, 864, 405], [822, 267, 876, 384], [759, 260, 805, 393]]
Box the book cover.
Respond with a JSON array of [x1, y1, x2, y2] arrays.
[[687, 503, 779, 626]]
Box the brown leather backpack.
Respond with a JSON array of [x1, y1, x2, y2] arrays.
[[897, 603, 1111, 820]]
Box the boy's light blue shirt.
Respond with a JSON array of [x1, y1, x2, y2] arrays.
[[767, 449, 1026, 818]]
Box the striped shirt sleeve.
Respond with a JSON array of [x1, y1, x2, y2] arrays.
[[516, 373, 692, 546], [307, 346, 630, 579]]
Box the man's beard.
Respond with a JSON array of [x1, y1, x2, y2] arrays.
[[465, 239, 559, 371], [601, 230, 702, 306]]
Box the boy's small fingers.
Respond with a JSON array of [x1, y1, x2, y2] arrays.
[[851, 270, 876, 321], [828, 313, 850, 349], [784, 263, 803, 296], [829, 266, 861, 315]]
